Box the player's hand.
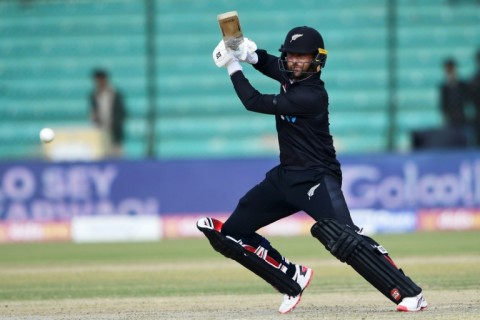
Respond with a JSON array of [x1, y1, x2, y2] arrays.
[[212, 40, 242, 76], [230, 37, 258, 64]]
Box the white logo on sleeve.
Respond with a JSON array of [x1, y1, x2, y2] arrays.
[[290, 34, 304, 42], [307, 183, 321, 200]]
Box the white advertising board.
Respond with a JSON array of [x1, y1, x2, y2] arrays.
[[72, 215, 162, 243]]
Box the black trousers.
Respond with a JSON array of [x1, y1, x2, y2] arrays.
[[222, 165, 357, 239]]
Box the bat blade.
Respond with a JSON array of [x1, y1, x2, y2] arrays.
[[217, 11, 243, 51]]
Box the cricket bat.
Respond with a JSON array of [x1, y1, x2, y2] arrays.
[[217, 11, 244, 51]]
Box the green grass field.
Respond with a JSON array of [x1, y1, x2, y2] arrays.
[[1, 231, 479, 319]]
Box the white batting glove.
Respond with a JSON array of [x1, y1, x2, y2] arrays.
[[212, 40, 243, 75], [225, 59, 242, 76], [245, 51, 258, 64], [230, 37, 258, 64], [213, 40, 234, 67]]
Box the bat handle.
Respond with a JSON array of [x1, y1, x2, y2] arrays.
[[225, 37, 243, 51]]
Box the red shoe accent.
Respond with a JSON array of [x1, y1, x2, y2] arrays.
[[396, 305, 428, 312], [396, 305, 408, 312], [303, 268, 313, 291]]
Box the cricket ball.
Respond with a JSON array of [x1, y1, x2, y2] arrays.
[[39, 127, 55, 143]]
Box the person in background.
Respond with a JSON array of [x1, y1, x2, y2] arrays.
[[89, 69, 127, 158], [438, 58, 472, 147], [439, 58, 469, 128], [469, 50, 480, 146]]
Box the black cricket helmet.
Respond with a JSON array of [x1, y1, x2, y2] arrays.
[[279, 26, 328, 75]]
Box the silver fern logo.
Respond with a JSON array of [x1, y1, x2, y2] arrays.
[[290, 34, 303, 42], [307, 183, 320, 200]]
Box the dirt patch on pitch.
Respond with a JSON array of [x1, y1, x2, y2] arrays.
[[2, 289, 479, 320]]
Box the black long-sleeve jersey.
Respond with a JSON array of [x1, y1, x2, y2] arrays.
[[230, 49, 341, 178]]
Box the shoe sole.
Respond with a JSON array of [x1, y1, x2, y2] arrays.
[[396, 305, 428, 312], [278, 269, 314, 314]]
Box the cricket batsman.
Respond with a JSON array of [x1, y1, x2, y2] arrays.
[[197, 25, 428, 313]]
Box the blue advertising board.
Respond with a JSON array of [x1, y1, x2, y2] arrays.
[[1, 150, 480, 223], [340, 151, 480, 210]]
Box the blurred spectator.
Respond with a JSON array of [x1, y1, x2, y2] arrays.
[[439, 58, 469, 128], [470, 50, 480, 146], [89, 69, 127, 158]]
